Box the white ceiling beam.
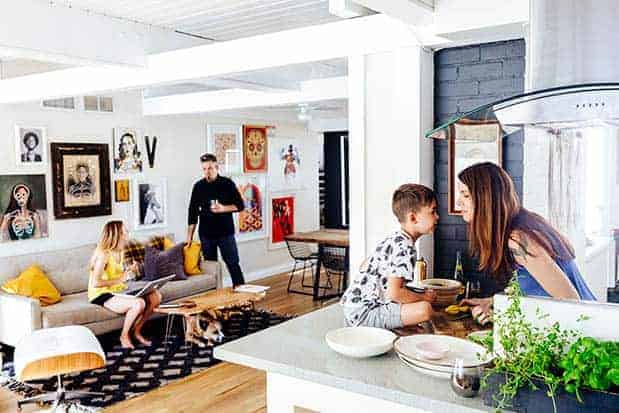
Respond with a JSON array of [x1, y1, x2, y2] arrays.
[[329, 0, 374, 18], [200, 76, 301, 92], [143, 76, 348, 116], [0, 14, 417, 104], [0, 0, 200, 68], [352, 0, 434, 26]]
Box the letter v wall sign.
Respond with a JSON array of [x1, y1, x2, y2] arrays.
[[145, 135, 157, 168]]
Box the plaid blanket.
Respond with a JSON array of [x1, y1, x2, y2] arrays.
[[121, 236, 167, 278]]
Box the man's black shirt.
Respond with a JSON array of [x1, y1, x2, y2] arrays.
[[188, 175, 245, 238]]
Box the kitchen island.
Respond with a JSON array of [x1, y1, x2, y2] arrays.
[[214, 304, 494, 413]]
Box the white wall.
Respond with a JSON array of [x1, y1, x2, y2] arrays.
[[348, 46, 434, 276], [0, 92, 319, 284]]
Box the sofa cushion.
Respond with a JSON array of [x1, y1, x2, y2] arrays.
[[2, 265, 61, 305], [0, 244, 94, 296], [159, 273, 217, 303], [41, 291, 118, 328]]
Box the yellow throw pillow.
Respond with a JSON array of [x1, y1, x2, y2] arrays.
[[1, 265, 61, 305], [183, 243, 203, 275], [163, 237, 175, 250]]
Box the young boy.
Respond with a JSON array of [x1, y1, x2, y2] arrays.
[[340, 183, 439, 329]]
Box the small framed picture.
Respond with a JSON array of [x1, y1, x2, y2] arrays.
[[113, 127, 143, 174], [207, 124, 243, 175], [15, 126, 47, 167], [114, 179, 130, 202], [134, 178, 167, 230], [269, 194, 295, 250]]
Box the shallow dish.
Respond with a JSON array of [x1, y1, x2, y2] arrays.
[[394, 334, 493, 368], [415, 340, 450, 360], [397, 353, 451, 379], [325, 327, 396, 358]]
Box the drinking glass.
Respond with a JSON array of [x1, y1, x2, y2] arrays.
[[450, 358, 481, 397]]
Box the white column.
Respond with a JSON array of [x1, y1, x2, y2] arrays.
[[348, 46, 435, 277]]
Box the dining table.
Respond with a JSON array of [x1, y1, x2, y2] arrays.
[[285, 229, 349, 300]]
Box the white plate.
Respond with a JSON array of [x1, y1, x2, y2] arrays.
[[325, 327, 396, 358], [234, 284, 270, 293], [397, 353, 451, 379], [394, 334, 492, 368]]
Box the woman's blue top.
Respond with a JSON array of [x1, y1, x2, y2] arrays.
[[516, 258, 597, 301]]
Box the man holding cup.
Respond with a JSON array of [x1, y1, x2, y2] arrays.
[[187, 153, 246, 286]]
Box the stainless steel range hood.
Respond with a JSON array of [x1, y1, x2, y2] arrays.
[[427, 0, 619, 139]]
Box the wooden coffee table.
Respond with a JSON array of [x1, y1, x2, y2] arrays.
[[155, 287, 267, 345]]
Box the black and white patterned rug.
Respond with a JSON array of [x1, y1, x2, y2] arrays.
[[0, 309, 291, 411]]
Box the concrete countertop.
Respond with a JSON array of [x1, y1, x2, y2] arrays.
[[214, 304, 494, 413]]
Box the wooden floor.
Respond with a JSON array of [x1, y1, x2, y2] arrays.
[[0, 271, 340, 413]]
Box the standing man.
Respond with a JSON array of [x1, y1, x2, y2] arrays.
[[187, 153, 246, 287]]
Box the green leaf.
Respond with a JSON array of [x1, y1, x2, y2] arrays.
[[607, 369, 619, 386]]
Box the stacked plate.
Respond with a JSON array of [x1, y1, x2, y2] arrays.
[[420, 278, 463, 306], [394, 334, 493, 379]]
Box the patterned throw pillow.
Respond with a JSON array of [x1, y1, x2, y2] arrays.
[[148, 236, 166, 251]]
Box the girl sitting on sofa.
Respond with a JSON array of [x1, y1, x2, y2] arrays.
[[88, 220, 161, 349]]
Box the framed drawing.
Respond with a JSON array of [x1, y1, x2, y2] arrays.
[[207, 124, 243, 175], [269, 194, 295, 250], [51, 142, 112, 219], [113, 127, 143, 173], [243, 125, 268, 173], [0, 174, 49, 242], [15, 126, 47, 167], [448, 121, 502, 214], [234, 175, 267, 242], [269, 138, 302, 191], [114, 179, 130, 202], [134, 178, 167, 230]]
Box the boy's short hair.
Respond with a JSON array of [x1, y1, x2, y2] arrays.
[[392, 184, 437, 223]]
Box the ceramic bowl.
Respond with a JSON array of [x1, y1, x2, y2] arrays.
[[325, 327, 396, 358], [414, 340, 450, 360]]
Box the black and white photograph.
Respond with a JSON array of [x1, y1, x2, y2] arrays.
[[134, 179, 167, 229], [63, 155, 100, 208], [51, 142, 112, 219], [0, 174, 49, 242], [15, 126, 46, 166], [113, 127, 143, 173]]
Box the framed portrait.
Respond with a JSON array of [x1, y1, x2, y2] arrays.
[[269, 194, 295, 250], [134, 178, 167, 230], [0, 174, 49, 242], [115, 179, 130, 202], [234, 175, 267, 242], [243, 125, 268, 173], [113, 127, 143, 173], [269, 137, 302, 191], [15, 126, 47, 167], [207, 124, 243, 175], [448, 120, 502, 214], [51, 143, 111, 219]]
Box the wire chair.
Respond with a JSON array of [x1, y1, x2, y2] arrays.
[[317, 245, 349, 299], [285, 240, 321, 295]]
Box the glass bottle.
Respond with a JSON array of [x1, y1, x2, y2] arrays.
[[453, 251, 464, 282]]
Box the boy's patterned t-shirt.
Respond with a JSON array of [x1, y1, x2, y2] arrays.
[[340, 230, 416, 325]]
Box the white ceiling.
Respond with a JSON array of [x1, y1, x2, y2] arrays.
[[214, 98, 347, 122], [51, 0, 342, 42]]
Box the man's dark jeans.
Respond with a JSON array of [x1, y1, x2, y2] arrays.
[[199, 234, 245, 286]]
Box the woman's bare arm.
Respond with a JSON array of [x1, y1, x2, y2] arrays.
[[509, 231, 579, 300]]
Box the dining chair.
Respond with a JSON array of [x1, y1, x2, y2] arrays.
[[317, 245, 349, 299], [285, 240, 328, 295]]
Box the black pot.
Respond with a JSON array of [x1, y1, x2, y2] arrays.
[[481, 372, 619, 413]]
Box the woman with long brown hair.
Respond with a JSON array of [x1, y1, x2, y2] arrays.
[[457, 163, 595, 323], [88, 220, 161, 349]]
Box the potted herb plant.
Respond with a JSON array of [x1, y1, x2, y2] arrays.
[[477, 280, 619, 413]]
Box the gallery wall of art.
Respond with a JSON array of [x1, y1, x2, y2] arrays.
[[0, 91, 320, 283]]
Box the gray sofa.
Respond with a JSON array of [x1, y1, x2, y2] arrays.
[[0, 242, 222, 347]]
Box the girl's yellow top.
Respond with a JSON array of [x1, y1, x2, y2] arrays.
[[88, 253, 127, 302]]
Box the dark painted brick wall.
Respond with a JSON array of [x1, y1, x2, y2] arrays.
[[433, 39, 526, 294]]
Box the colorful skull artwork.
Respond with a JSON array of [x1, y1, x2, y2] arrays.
[[243, 126, 268, 172]]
